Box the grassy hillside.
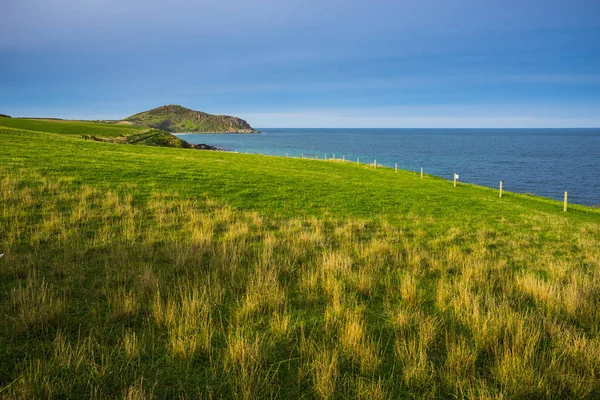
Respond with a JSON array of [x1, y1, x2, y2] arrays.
[[81, 129, 200, 148], [1, 122, 599, 399], [0, 118, 210, 150], [124, 104, 258, 133], [0, 117, 141, 137]]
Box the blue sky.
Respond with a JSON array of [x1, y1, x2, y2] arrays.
[[1, 0, 600, 127]]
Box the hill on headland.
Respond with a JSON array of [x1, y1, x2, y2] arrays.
[[124, 104, 258, 133], [0, 114, 11, 118]]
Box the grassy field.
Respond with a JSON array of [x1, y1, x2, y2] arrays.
[[1, 120, 599, 399], [0, 117, 141, 138]]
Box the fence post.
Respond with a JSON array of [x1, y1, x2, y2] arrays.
[[564, 191, 568, 212], [374, 159, 377, 169], [453, 173, 457, 188], [343, 155, 345, 161], [357, 157, 360, 165], [285, 153, 288, 158], [395, 163, 398, 173], [420, 167, 423, 179], [302, 153, 304, 159], [499, 181, 503, 198], [333, 153, 335, 160]]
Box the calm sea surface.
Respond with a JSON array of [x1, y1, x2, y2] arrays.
[[177, 128, 600, 206]]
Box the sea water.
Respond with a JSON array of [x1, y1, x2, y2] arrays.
[[177, 128, 600, 206]]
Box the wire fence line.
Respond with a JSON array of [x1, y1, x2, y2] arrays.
[[243, 151, 575, 212]]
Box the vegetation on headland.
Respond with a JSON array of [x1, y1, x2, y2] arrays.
[[0, 119, 599, 399], [0, 114, 10, 118], [0, 118, 218, 150], [81, 129, 219, 149], [0, 117, 141, 137], [124, 104, 259, 133]]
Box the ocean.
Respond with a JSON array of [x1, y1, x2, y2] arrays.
[[177, 128, 600, 206]]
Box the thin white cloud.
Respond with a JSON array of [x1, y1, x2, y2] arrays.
[[165, 71, 600, 97], [239, 107, 600, 128], [3, 103, 600, 128], [499, 74, 600, 84]]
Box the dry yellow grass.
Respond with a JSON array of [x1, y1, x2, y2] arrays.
[[1, 168, 599, 398], [11, 274, 64, 331]]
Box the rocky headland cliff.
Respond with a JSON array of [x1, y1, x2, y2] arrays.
[[123, 105, 258, 133]]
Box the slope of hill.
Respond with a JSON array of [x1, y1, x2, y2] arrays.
[[0, 118, 220, 150], [124, 104, 258, 133], [0, 117, 141, 137], [1, 125, 599, 399]]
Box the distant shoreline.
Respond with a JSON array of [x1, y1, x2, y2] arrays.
[[176, 131, 262, 135]]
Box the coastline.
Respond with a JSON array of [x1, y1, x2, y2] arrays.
[[174, 128, 600, 206], [176, 130, 261, 135]]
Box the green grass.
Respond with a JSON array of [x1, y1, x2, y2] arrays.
[[0, 117, 141, 138], [1, 120, 599, 398], [0, 117, 196, 149], [1, 125, 596, 225]]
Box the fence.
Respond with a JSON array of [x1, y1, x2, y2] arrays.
[[254, 151, 573, 212]]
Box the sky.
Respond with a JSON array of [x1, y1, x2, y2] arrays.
[[1, 0, 600, 127]]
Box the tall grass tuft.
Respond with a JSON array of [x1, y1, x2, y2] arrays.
[[11, 274, 64, 331]]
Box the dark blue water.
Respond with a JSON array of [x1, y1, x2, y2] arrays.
[[177, 128, 600, 206]]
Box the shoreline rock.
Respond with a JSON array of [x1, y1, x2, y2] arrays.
[[191, 143, 222, 151]]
